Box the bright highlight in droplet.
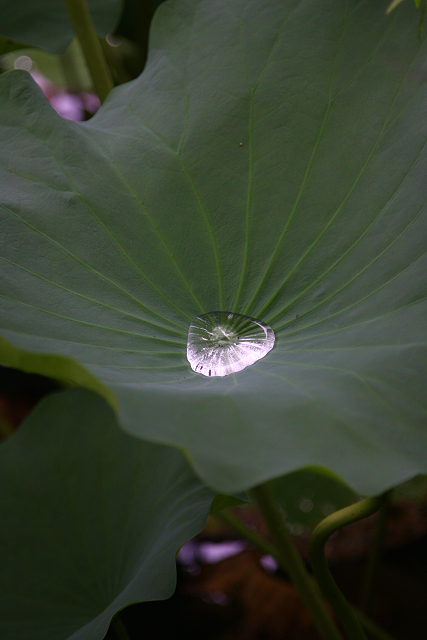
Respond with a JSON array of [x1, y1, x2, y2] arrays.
[[187, 311, 275, 377]]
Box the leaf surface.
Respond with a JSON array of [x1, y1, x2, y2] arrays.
[[0, 388, 215, 640], [0, 0, 122, 53], [1, 0, 427, 494]]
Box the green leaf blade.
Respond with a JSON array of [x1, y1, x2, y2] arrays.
[[0, 388, 215, 640]]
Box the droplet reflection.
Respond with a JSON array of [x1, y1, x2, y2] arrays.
[[187, 311, 275, 377]]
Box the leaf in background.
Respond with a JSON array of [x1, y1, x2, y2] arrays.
[[1, 0, 427, 496], [0, 40, 93, 92], [0, 36, 27, 57], [210, 493, 249, 515], [115, 0, 165, 45], [0, 388, 216, 640], [0, 335, 116, 407], [0, 0, 123, 53], [269, 468, 359, 530], [114, 0, 167, 74]]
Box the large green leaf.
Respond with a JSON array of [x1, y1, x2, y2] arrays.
[[1, 0, 427, 496], [0, 388, 215, 640], [0, 0, 122, 53]]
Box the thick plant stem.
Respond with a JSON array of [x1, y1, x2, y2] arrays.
[[360, 491, 391, 615], [216, 510, 396, 640], [250, 484, 343, 640], [64, 0, 114, 102], [111, 612, 131, 640], [309, 495, 387, 640]]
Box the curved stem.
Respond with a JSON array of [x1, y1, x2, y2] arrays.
[[360, 491, 391, 615], [250, 483, 343, 640], [216, 509, 396, 640], [309, 495, 387, 640], [64, 0, 114, 102]]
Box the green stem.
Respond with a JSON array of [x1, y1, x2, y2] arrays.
[[250, 484, 343, 640], [64, 0, 114, 102], [360, 491, 391, 615], [217, 509, 279, 558], [111, 612, 131, 640], [216, 509, 396, 640], [309, 496, 387, 640]]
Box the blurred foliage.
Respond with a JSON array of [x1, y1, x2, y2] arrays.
[[387, 0, 422, 13], [114, 0, 166, 74], [0, 39, 92, 90], [0, 0, 122, 53], [0, 36, 143, 92], [387, 0, 427, 34], [0, 36, 27, 57], [267, 469, 359, 531], [392, 474, 427, 502], [210, 494, 248, 515], [0, 0, 167, 93]]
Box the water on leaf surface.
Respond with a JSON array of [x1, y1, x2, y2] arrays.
[[187, 311, 275, 377]]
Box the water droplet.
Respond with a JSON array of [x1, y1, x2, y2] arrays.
[[187, 311, 275, 377]]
